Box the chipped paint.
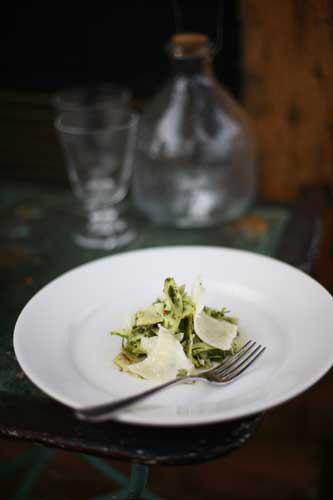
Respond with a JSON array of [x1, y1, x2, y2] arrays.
[[10, 225, 31, 239]]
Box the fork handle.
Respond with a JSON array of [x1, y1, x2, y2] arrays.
[[75, 376, 191, 422]]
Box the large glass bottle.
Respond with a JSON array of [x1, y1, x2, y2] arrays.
[[133, 33, 257, 227]]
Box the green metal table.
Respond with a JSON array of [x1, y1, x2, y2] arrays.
[[0, 181, 321, 499]]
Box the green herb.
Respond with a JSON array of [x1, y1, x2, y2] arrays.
[[110, 277, 240, 374], [203, 306, 238, 324]]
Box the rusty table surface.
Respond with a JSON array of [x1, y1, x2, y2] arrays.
[[0, 181, 321, 465]]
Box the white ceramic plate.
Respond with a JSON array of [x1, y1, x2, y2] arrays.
[[14, 246, 333, 426]]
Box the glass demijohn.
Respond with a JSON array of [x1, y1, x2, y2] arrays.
[[133, 33, 257, 227]]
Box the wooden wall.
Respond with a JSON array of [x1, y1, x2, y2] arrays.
[[0, 92, 65, 182], [241, 0, 333, 200], [1, 1, 333, 201]]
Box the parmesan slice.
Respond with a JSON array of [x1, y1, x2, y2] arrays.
[[194, 311, 238, 350], [128, 327, 193, 383], [191, 276, 206, 313]]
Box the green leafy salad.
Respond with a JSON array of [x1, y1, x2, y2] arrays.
[[110, 277, 242, 383]]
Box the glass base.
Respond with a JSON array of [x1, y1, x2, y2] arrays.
[[74, 209, 136, 250]]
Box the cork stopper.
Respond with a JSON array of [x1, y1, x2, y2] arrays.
[[171, 33, 209, 47], [169, 33, 210, 58]]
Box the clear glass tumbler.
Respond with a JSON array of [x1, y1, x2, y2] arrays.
[[55, 107, 138, 250]]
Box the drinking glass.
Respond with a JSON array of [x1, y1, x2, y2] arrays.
[[55, 106, 138, 250]]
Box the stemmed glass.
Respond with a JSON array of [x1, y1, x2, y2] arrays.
[[54, 86, 138, 250]]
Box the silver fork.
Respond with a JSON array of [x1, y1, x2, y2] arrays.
[[75, 340, 265, 422]]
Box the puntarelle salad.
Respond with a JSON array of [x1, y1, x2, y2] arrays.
[[110, 277, 242, 383]]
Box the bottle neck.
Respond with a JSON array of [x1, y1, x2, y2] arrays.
[[168, 34, 214, 79], [171, 55, 213, 78]]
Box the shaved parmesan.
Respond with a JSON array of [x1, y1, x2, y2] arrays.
[[191, 276, 206, 313], [128, 327, 193, 383], [194, 311, 238, 350]]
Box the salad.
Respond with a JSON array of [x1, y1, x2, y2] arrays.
[[110, 277, 242, 383]]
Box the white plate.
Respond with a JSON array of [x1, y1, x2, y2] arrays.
[[13, 246, 333, 426]]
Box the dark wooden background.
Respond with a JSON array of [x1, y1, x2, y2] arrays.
[[242, 0, 333, 200], [0, 1, 240, 183], [1, 1, 333, 202]]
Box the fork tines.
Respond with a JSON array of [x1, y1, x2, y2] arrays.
[[214, 340, 266, 382]]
